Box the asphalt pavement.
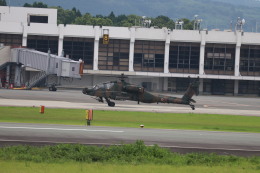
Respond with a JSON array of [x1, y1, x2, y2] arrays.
[[0, 89, 260, 116], [0, 122, 260, 156], [1, 88, 260, 156]]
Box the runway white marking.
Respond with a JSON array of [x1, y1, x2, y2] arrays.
[[0, 126, 124, 133], [0, 139, 114, 146], [157, 145, 260, 152]]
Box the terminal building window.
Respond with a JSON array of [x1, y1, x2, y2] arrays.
[[98, 39, 129, 71], [134, 40, 164, 72], [203, 79, 234, 95], [239, 80, 260, 94], [29, 15, 48, 24], [27, 35, 58, 54], [167, 77, 190, 93], [170, 78, 233, 95], [167, 78, 176, 92], [169, 42, 200, 74], [240, 45, 260, 76], [204, 43, 235, 75], [0, 34, 22, 46], [63, 37, 94, 70]]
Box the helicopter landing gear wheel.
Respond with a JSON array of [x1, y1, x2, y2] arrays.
[[105, 97, 115, 107], [108, 102, 115, 107], [190, 104, 195, 110]]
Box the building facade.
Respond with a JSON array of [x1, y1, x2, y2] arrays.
[[1, 6, 260, 95]]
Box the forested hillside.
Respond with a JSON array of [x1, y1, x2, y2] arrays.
[[6, 0, 260, 31], [212, 0, 260, 7]]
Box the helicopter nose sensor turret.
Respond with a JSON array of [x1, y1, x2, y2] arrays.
[[82, 88, 89, 94]]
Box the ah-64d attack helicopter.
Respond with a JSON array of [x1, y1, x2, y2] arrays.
[[82, 74, 200, 110]]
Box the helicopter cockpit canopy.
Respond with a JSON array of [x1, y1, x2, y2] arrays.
[[93, 82, 115, 90]]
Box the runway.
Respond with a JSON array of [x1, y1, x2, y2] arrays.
[[0, 89, 260, 116], [0, 122, 260, 156], [0, 89, 260, 156]]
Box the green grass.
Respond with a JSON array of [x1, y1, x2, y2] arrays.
[[0, 106, 260, 133], [0, 142, 259, 173], [1, 161, 259, 173]]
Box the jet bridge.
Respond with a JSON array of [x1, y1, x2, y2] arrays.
[[10, 48, 83, 89]]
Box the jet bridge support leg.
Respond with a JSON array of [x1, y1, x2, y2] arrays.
[[14, 65, 21, 87], [6, 65, 10, 88]]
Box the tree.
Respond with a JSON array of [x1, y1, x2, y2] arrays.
[[72, 7, 82, 17], [19, 2, 195, 30], [23, 2, 48, 8], [0, 0, 7, 6], [119, 15, 141, 27], [121, 20, 133, 27], [152, 15, 175, 29], [76, 9, 82, 17], [108, 11, 116, 24], [91, 18, 112, 26], [95, 14, 104, 18], [23, 3, 32, 7], [181, 18, 193, 30], [114, 14, 127, 26], [32, 2, 48, 8], [56, 7, 78, 25], [74, 13, 93, 25]]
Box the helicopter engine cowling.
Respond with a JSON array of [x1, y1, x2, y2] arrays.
[[123, 85, 144, 94]]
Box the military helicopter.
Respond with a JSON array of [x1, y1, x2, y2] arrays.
[[82, 74, 200, 110]]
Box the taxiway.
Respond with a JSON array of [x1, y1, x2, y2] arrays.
[[0, 89, 260, 116]]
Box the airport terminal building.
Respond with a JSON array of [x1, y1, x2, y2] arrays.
[[1, 6, 260, 95]]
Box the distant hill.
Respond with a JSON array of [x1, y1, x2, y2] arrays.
[[8, 0, 260, 32], [212, 0, 260, 7]]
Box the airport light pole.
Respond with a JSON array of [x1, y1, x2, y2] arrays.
[[193, 15, 202, 30], [175, 19, 184, 30]]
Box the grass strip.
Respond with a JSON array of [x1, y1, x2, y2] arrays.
[[1, 161, 259, 173], [0, 141, 259, 172], [0, 107, 260, 133]]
